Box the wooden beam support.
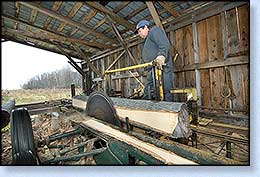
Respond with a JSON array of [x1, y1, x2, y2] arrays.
[[1, 33, 84, 60], [174, 55, 248, 73], [146, 1, 164, 29], [72, 44, 102, 77], [56, 45, 85, 76], [107, 16, 138, 65], [19, 2, 117, 44], [2, 15, 108, 50], [43, 1, 63, 29], [113, 1, 131, 13], [52, 1, 63, 11], [192, 22, 202, 106], [105, 50, 125, 71], [93, 18, 106, 30], [158, 1, 180, 18], [85, 2, 135, 31], [30, 9, 38, 24], [2, 27, 87, 57], [166, 1, 247, 32], [125, 5, 147, 19], [57, 2, 83, 33]]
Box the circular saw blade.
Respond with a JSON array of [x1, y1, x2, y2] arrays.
[[86, 91, 119, 126]]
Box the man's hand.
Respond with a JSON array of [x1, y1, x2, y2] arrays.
[[154, 55, 165, 69]]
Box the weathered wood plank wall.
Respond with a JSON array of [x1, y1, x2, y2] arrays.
[[87, 4, 248, 113]]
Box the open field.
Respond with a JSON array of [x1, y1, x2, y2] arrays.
[[1, 88, 82, 105]]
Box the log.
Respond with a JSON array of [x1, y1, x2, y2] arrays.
[[72, 94, 191, 138], [1, 99, 15, 128]]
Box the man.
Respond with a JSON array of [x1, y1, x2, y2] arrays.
[[135, 20, 174, 101]]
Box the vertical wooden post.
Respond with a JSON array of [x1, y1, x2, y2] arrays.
[[71, 84, 75, 98], [192, 22, 202, 106], [226, 141, 232, 158]]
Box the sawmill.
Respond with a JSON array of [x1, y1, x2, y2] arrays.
[[1, 1, 249, 165]]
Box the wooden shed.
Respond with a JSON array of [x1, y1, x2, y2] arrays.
[[1, 1, 249, 164]]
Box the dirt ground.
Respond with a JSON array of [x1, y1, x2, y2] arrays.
[[1, 109, 96, 165]]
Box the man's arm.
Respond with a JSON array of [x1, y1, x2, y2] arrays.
[[150, 27, 171, 60]]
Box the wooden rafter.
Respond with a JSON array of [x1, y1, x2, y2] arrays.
[[19, 2, 117, 44], [158, 2, 180, 17], [2, 15, 110, 50], [57, 2, 83, 33], [30, 9, 38, 23], [2, 28, 75, 52], [73, 44, 102, 77], [43, 1, 62, 29], [113, 1, 131, 13], [146, 2, 164, 29], [125, 5, 147, 19], [93, 18, 106, 30], [70, 10, 97, 39], [81, 9, 97, 24], [2, 30, 84, 59], [85, 2, 135, 31]]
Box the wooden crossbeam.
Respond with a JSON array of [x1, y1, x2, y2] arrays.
[[19, 2, 117, 44], [125, 5, 147, 19], [52, 1, 63, 11], [2, 29, 84, 59], [43, 1, 63, 29], [30, 9, 38, 23], [146, 1, 164, 29], [57, 2, 83, 33], [93, 18, 106, 30], [73, 44, 102, 77], [113, 1, 131, 13], [85, 2, 135, 31], [107, 16, 138, 65], [158, 2, 180, 17], [2, 15, 109, 50], [81, 9, 97, 24], [69, 9, 97, 37]]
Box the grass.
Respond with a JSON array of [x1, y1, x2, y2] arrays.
[[1, 88, 82, 105]]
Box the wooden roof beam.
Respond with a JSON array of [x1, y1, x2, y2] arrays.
[[158, 2, 180, 18], [125, 5, 147, 19], [43, 1, 62, 29], [2, 31, 84, 59], [30, 9, 38, 24], [93, 18, 106, 30], [85, 2, 135, 31], [2, 15, 109, 50], [69, 9, 97, 37], [19, 2, 117, 44], [146, 1, 164, 29], [57, 2, 83, 32], [2, 28, 86, 55], [113, 1, 131, 13]]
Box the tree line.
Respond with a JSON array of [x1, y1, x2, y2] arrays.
[[21, 65, 82, 89]]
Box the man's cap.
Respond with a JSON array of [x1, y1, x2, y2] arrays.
[[134, 20, 150, 34]]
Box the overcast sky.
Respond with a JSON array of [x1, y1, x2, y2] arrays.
[[1, 41, 79, 90]]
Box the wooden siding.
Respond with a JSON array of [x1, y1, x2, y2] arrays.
[[87, 4, 248, 113]]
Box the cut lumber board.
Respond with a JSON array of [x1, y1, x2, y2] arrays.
[[79, 117, 197, 165]]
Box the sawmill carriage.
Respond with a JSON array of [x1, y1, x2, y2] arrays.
[[1, 1, 249, 165]]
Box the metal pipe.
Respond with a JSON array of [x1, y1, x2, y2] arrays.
[[48, 147, 107, 163], [60, 137, 99, 155], [48, 128, 82, 142], [105, 62, 153, 74]]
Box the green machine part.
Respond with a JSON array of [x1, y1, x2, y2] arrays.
[[93, 139, 163, 165]]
